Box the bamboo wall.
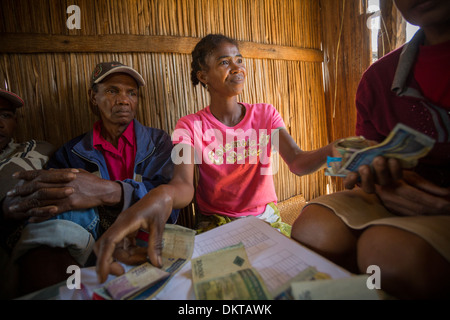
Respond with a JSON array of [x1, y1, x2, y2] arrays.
[[320, 0, 372, 192], [0, 0, 372, 224]]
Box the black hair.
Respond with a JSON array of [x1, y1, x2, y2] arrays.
[[190, 34, 239, 87]]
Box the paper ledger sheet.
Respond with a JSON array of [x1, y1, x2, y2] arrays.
[[155, 216, 351, 300]]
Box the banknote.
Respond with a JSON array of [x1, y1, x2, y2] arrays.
[[334, 136, 374, 166], [272, 266, 331, 300], [290, 275, 381, 300], [326, 123, 436, 177], [191, 243, 271, 300], [99, 224, 196, 300], [159, 224, 196, 273], [104, 262, 170, 300], [138, 224, 196, 300]]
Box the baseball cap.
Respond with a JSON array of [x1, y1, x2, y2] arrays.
[[0, 89, 24, 109], [90, 61, 146, 88]]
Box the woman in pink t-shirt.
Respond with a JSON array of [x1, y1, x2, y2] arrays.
[[94, 34, 340, 282]]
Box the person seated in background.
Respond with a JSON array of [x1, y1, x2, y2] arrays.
[[0, 89, 56, 298], [291, 0, 450, 299], [4, 62, 178, 296]]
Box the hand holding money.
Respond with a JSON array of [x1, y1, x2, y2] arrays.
[[326, 123, 436, 192], [96, 224, 195, 300]]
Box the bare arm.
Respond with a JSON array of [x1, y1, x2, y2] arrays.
[[276, 128, 337, 176], [94, 149, 195, 283]]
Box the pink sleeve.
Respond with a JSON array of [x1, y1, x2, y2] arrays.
[[270, 104, 286, 129], [172, 116, 194, 147]]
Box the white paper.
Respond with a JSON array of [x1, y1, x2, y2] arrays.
[[56, 216, 350, 300], [155, 216, 350, 300]]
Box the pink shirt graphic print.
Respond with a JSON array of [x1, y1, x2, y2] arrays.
[[173, 102, 285, 218]]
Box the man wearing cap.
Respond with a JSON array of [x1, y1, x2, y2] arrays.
[[46, 61, 177, 222], [5, 62, 178, 295], [0, 89, 56, 298]]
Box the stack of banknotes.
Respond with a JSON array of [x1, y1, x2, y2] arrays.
[[190, 244, 382, 300], [103, 262, 170, 300], [191, 243, 271, 300], [95, 236, 386, 300], [94, 224, 196, 300], [326, 123, 436, 177]]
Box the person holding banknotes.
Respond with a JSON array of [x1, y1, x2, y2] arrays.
[[93, 34, 343, 283], [291, 0, 450, 299]]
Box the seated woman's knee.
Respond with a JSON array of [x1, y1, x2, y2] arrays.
[[291, 204, 338, 245], [291, 204, 360, 272], [357, 225, 450, 299]]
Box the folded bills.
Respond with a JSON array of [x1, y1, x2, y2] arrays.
[[99, 224, 196, 300], [104, 262, 170, 300], [326, 123, 436, 177], [159, 224, 196, 273], [272, 266, 331, 300], [191, 243, 272, 300]]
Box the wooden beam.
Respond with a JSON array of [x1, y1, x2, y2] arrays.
[[239, 41, 323, 62], [0, 34, 323, 62]]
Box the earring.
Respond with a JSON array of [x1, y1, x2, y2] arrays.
[[204, 83, 208, 90]]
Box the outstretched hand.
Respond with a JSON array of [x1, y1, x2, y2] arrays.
[[94, 189, 173, 283], [94, 160, 195, 283]]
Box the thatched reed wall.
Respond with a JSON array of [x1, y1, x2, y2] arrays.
[[321, 0, 372, 192], [0, 0, 372, 226]]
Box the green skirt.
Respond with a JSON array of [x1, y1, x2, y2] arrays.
[[195, 202, 292, 238]]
